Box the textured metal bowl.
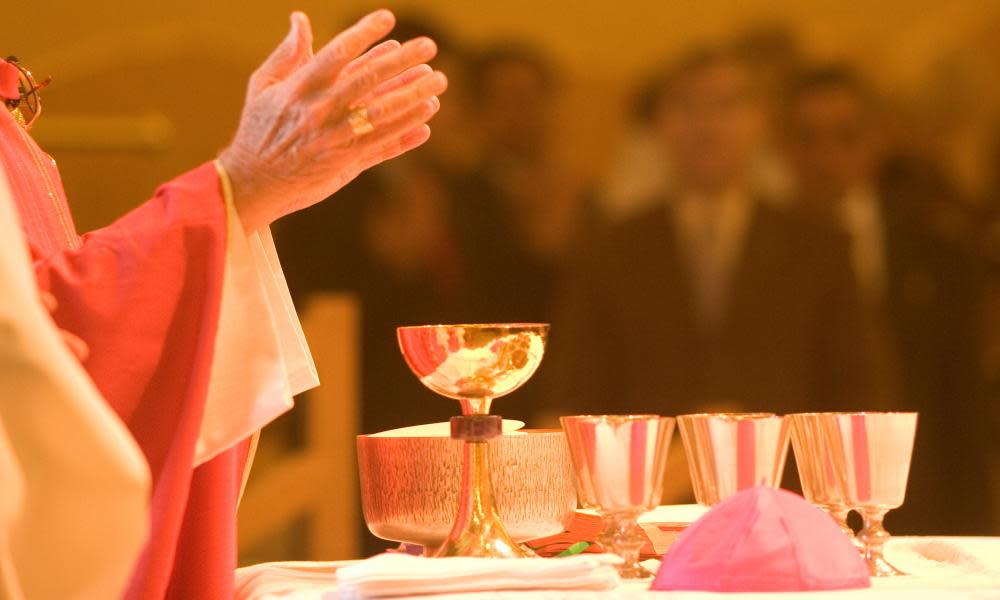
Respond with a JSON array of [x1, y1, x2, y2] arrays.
[[357, 429, 577, 549]]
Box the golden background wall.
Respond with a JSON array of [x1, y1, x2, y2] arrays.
[[5, 0, 998, 231]]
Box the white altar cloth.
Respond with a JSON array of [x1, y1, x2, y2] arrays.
[[236, 535, 1000, 599]]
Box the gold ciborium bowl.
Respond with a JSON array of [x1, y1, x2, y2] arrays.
[[357, 430, 577, 552]]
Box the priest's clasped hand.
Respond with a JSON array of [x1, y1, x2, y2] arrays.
[[218, 9, 447, 230]]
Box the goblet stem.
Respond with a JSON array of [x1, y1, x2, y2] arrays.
[[610, 514, 651, 579], [435, 439, 524, 558], [858, 509, 904, 577], [828, 506, 860, 546], [597, 514, 616, 551]]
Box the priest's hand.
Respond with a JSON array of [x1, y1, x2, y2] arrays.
[[218, 10, 447, 230]]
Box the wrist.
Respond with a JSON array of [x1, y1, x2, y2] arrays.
[[216, 148, 269, 230]]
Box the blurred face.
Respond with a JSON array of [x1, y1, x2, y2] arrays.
[[656, 61, 766, 194], [478, 60, 552, 159], [786, 86, 882, 204]]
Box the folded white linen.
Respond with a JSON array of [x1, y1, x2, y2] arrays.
[[335, 554, 622, 598], [235, 561, 353, 599]]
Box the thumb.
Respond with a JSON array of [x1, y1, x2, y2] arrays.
[[249, 12, 313, 97]]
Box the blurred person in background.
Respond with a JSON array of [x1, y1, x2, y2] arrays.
[[455, 42, 593, 419], [594, 69, 674, 222], [728, 22, 800, 201], [545, 46, 867, 501], [459, 43, 592, 322], [597, 25, 800, 223], [783, 64, 994, 534]]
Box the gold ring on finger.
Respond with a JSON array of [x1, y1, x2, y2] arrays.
[[347, 105, 375, 135]]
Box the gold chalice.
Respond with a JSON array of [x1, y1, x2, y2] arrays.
[[396, 323, 549, 558]]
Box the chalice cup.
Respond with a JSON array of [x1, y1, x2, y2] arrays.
[[397, 324, 549, 558], [828, 412, 917, 577], [560, 415, 674, 579], [677, 413, 790, 506], [789, 413, 857, 542]]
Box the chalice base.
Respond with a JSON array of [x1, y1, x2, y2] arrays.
[[433, 517, 527, 558]]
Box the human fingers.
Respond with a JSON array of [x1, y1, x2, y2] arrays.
[[248, 11, 313, 98], [60, 329, 90, 362], [293, 9, 395, 91], [323, 71, 442, 150], [359, 124, 432, 171], [329, 37, 437, 109], [357, 95, 440, 151], [362, 70, 447, 129], [341, 39, 401, 79], [356, 64, 432, 107]]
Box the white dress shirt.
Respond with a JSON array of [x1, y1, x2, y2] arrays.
[[839, 185, 888, 307], [837, 185, 901, 406], [672, 190, 754, 332]]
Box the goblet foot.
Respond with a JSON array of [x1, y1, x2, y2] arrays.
[[868, 553, 905, 577], [617, 561, 655, 580]]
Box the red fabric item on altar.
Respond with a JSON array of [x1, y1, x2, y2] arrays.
[[526, 511, 687, 559], [0, 110, 246, 598]]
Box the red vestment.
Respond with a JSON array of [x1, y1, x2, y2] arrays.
[[1, 110, 247, 598]]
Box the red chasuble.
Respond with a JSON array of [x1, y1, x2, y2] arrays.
[[0, 110, 246, 598]]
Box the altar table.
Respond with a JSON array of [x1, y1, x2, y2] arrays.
[[236, 535, 1000, 599]]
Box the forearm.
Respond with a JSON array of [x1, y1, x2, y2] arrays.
[[32, 162, 228, 421]]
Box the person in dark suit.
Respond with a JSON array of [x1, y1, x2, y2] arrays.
[[783, 64, 994, 534], [543, 47, 868, 502], [456, 43, 594, 326]]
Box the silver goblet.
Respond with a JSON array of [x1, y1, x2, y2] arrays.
[[677, 413, 790, 506], [789, 413, 857, 541], [827, 412, 917, 577], [561, 415, 674, 579]]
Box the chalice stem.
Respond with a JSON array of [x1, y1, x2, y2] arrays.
[[597, 514, 616, 551], [830, 507, 859, 542], [612, 515, 651, 579], [436, 440, 524, 557], [859, 509, 904, 576]]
